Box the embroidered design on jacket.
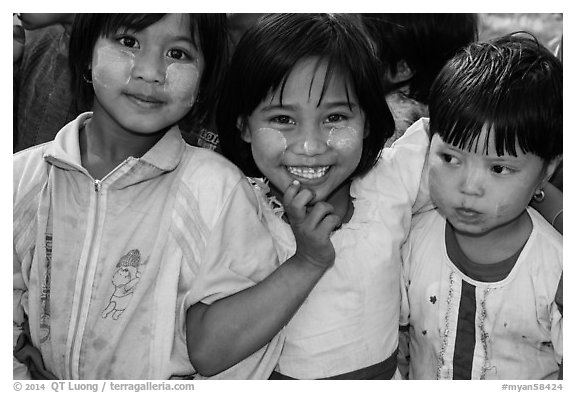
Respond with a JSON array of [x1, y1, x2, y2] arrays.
[[102, 249, 143, 320], [39, 233, 53, 343]]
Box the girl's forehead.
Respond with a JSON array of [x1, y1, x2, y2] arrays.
[[268, 58, 355, 105]]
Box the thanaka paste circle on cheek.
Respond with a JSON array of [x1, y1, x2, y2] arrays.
[[92, 43, 134, 89], [165, 62, 200, 108], [327, 126, 362, 151], [252, 128, 288, 157]]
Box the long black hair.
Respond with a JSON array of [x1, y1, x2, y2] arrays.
[[217, 13, 394, 178]]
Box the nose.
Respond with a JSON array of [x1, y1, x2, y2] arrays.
[[459, 164, 485, 197], [131, 50, 166, 84], [291, 125, 328, 156]]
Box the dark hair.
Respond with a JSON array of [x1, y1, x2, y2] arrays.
[[217, 13, 394, 178], [69, 13, 228, 129], [362, 13, 478, 104], [429, 33, 562, 162]]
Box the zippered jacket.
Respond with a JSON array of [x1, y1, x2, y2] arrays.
[[13, 113, 282, 379]]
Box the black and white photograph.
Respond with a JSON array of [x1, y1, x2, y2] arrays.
[[11, 9, 564, 391]]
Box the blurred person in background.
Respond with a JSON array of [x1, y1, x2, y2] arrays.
[[362, 13, 478, 147], [14, 13, 78, 152]]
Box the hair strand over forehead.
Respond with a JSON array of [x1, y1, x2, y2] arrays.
[[217, 13, 395, 178], [429, 32, 562, 162], [68, 13, 229, 129]]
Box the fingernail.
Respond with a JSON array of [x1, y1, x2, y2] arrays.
[[292, 180, 300, 186]]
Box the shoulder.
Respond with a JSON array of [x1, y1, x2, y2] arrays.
[[527, 207, 563, 255], [175, 147, 258, 218], [519, 209, 562, 295], [370, 118, 431, 195], [524, 208, 563, 274], [385, 118, 430, 154], [178, 147, 245, 190], [402, 210, 445, 277], [408, 209, 444, 243], [13, 143, 51, 197]]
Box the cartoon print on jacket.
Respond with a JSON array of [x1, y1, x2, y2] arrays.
[[102, 249, 144, 320]]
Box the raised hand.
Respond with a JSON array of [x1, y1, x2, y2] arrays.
[[283, 180, 342, 270]]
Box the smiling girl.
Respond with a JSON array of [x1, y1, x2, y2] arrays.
[[215, 13, 433, 379], [13, 14, 301, 380]]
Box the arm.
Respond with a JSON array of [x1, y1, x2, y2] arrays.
[[186, 181, 341, 376]]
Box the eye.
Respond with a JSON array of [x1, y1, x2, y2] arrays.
[[117, 35, 139, 49], [440, 153, 460, 165], [167, 48, 190, 61], [326, 113, 348, 123], [491, 165, 513, 175], [270, 115, 295, 125]]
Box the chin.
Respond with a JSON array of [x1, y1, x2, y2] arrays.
[[124, 121, 172, 136], [450, 220, 499, 238]]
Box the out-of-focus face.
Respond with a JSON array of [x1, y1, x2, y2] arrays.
[[90, 13, 204, 135], [17, 13, 74, 30], [429, 125, 554, 237], [243, 58, 366, 203]]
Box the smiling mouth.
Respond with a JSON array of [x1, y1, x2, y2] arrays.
[[286, 166, 330, 180], [126, 93, 164, 107]]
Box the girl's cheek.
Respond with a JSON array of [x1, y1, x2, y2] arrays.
[[165, 63, 200, 107], [251, 128, 288, 161], [92, 43, 134, 89], [326, 126, 363, 152]]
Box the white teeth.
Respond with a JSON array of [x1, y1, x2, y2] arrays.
[[287, 166, 330, 179]]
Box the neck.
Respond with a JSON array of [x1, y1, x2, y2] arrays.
[[80, 111, 167, 179], [328, 181, 354, 224], [453, 210, 532, 264]]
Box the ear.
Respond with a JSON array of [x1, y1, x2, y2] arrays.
[[363, 124, 370, 139], [540, 156, 562, 187], [237, 117, 252, 143], [387, 60, 413, 84]]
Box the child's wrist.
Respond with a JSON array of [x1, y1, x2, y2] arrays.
[[292, 250, 333, 272]]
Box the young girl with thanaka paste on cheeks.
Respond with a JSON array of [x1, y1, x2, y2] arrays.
[[401, 34, 562, 379], [215, 13, 434, 379], [14, 14, 336, 380]]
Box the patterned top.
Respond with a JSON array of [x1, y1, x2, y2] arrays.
[[401, 208, 563, 379]]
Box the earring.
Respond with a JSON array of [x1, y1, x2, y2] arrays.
[[532, 188, 545, 203]]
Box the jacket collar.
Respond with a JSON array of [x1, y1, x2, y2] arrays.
[[44, 112, 186, 174]]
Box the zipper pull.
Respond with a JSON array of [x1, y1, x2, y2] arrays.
[[94, 179, 101, 193]]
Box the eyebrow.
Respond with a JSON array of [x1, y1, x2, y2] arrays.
[[169, 34, 195, 44], [260, 101, 358, 112]]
